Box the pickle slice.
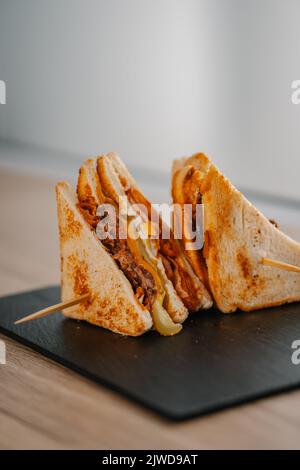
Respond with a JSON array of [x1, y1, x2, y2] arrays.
[[128, 212, 183, 336], [152, 299, 182, 336]]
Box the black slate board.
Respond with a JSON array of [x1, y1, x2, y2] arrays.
[[1, 286, 300, 421]]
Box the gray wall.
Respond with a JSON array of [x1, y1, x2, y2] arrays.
[[1, 0, 300, 199]]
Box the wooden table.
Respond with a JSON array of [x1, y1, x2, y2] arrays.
[[1, 167, 300, 450]]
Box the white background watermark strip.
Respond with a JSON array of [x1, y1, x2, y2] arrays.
[[0, 80, 6, 104], [0, 340, 6, 364]]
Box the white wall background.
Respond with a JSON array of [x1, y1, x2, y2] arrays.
[[0, 0, 300, 200]]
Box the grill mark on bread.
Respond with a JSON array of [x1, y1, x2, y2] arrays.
[[66, 254, 91, 311], [60, 207, 82, 242], [236, 249, 266, 301], [96, 297, 146, 335], [236, 250, 252, 279], [67, 254, 89, 295]]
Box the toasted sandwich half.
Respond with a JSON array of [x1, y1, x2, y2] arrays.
[[56, 180, 152, 336], [172, 152, 300, 313], [57, 154, 209, 336]]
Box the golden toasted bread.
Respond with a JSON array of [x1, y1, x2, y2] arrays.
[[172, 153, 300, 313]]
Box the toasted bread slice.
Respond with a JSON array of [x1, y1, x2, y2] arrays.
[[172, 153, 211, 285], [77, 157, 105, 205], [107, 151, 141, 191], [56, 181, 153, 336], [173, 153, 300, 313]]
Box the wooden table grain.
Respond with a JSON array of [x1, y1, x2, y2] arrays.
[[1, 167, 300, 450]]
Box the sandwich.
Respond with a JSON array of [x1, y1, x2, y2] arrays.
[[172, 152, 300, 313], [56, 153, 211, 336]]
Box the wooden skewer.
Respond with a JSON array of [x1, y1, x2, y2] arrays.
[[13, 258, 300, 326], [14, 293, 90, 325], [262, 257, 300, 273]]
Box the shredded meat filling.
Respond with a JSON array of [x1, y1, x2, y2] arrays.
[[127, 186, 203, 311], [161, 255, 202, 312], [78, 198, 100, 228], [269, 219, 279, 229], [172, 262, 201, 312], [78, 198, 156, 310], [102, 236, 156, 310]]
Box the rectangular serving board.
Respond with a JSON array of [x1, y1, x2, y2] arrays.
[[0, 286, 300, 420]]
